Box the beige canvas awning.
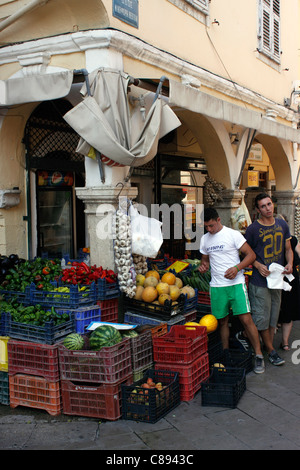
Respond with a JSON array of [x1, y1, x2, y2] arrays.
[[63, 68, 181, 167], [0, 70, 74, 106], [169, 79, 300, 144]]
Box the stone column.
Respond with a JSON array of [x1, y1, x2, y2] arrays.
[[273, 189, 300, 235], [75, 184, 138, 269], [213, 189, 245, 227]]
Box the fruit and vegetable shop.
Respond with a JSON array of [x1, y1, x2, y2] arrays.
[[0, 216, 251, 422]]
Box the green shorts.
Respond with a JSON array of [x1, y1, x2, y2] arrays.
[[210, 284, 251, 320]]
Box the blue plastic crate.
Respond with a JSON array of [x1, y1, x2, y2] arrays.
[[184, 289, 198, 312], [0, 286, 30, 305], [96, 278, 120, 300], [124, 311, 186, 331], [4, 311, 75, 345], [56, 305, 101, 334], [29, 282, 97, 308], [0, 313, 8, 336]]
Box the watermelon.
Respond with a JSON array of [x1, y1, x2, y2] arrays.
[[89, 325, 122, 350], [122, 329, 139, 338], [63, 333, 85, 350]]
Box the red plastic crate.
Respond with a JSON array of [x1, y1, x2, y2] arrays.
[[61, 375, 132, 420], [58, 337, 132, 383], [8, 340, 60, 382], [152, 325, 207, 364], [96, 298, 119, 322], [198, 291, 211, 305], [9, 373, 62, 415], [155, 352, 210, 401]]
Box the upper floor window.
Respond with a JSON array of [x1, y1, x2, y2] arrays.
[[167, 0, 209, 23], [185, 0, 209, 14], [258, 0, 280, 63]]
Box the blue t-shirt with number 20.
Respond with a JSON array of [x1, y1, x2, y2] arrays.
[[245, 218, 291, 288]]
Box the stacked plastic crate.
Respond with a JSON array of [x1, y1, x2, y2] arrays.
[[58, 336, 133, 420], [152, 325, 210, 401], [96, 277, 120, 323], [1, 281, 103, 415], [0, 336, 10, 406], [7, 340, 62, 415]]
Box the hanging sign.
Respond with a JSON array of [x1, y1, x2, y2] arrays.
[[113, 0, 139, 28], [247, 170, 259, 187]]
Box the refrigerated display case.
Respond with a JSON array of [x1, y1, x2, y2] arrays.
[[36, 170, 75, 259]]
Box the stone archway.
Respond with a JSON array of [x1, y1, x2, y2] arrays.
[[255, 133, 295, 191]]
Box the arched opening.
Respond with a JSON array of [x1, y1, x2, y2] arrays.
[[24, 99, 86, 259]]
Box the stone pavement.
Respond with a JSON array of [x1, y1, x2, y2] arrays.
[[1, 322, 300, 451]]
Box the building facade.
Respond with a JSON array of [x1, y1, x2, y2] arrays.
[[0, 0, 299, 266]]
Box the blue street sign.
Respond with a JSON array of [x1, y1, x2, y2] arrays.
[[113, 0, 139, 28]]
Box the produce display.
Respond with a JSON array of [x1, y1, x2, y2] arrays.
[[61, 263, 117, 286], [89, 325, 123, 350], [0, 256, 62, 291], [179, 262, 210, 292], [0, 246, 233, 421], [134, 269, 195, 307], [1, 301, 70, 326], [63, 333, 85, 350]]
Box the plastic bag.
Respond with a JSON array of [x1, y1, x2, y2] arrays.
[[231, 198, 252, 234], [129, 205, 163, 258]]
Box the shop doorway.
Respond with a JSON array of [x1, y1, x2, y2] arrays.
[[154, 154, 206, 259], [24, 99, 86, 259]]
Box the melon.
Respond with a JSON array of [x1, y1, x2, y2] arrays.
[[199, 314, 218, 333], [122, 329, 139, 338], [175, 277, 183, 289], [181, 285, 196, 299], [156, 282, 170, 295], [144, 276, 159, 288], [136, 274, 145, 286], [184, 322, 200, 330], [134, 285, 144, 300], [161, 272, 176, 285], [89, 325, 122, 350], [142, 286, 158, 303], [63, 333, 85, 350], [158, 293, 172, 305], [145, 270, 160, 281], [169, 285, 181, 301]]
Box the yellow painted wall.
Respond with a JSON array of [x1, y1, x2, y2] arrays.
[[0, 0, 297, 107]]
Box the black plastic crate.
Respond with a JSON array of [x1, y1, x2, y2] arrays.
[[221, 349, 253, 374], [121, 369, 180, 423], [201, 367, 246, 408], [123, 295, 185, 321]]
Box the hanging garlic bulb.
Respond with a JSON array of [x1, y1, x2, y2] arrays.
[[113, 207, 136, 298], [204, 176, 226, 206]]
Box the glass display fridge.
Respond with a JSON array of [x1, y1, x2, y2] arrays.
[[36, 170, 75, 259]]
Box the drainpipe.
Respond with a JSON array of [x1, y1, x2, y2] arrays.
[[0, 0, 49, 33]]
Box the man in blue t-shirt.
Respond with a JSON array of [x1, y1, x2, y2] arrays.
[[242, 193, 293, 366]]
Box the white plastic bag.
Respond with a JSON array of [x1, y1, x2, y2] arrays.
[[129, 205, 163, 258], [231, 198, 252, 234]]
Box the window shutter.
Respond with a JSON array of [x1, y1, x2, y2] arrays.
[[259, 0, 281, 62]]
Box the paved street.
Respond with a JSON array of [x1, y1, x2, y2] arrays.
[[1, 322, 300, 451]]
